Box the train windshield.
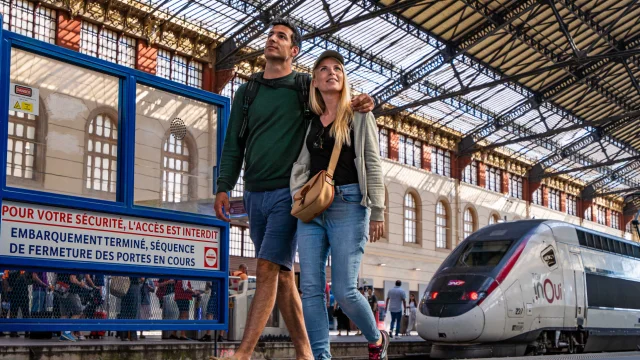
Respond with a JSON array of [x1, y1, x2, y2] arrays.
[[454, 240, 514, 268]]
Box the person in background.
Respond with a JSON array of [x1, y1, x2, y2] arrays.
[[198, 281, 219, 342], [230, 264, 249, 292], [173, 279, 195, 340], [367, 288, 378, 325], [385, 280, 406, 339], [139, 278, 156, 339], [83, 274, 103, 321], [325, 283, 334, 330], [31, 272, 52, 318], [407, 293, 418, 335], [57, 272, 86, 341], [118, 277, 142, 341], [3, 270, 30, 337], [334, 301, 350, 337]]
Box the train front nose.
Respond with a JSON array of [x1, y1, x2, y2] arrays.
[[417, 275, 492, 342], [417, 303, 484, 342]]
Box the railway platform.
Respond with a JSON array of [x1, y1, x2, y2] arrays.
[[0, 332, 430, 360]]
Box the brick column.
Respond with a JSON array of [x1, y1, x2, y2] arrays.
[[528, 180, 541, 204], [202, 65, 213, 92], [478, 162, 487, 188], [542, 186, 549, 207], [422, 143, 431, 172], [214, 69, 236, 94], [580, 199, 595, 220], [501, 171, 509, 195], [623, 213, 634, 232], [560, 192, 567, 213], [605, 208, 611, 227], [389, 131, 399, 161], [456, 155, 472, 181], [56, 12, 81, 52], [136, 40, 157, 74]]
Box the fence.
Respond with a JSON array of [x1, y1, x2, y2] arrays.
[[0, 14, 230, 333]]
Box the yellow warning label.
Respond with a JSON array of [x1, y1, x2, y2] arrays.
[[13, 101, 20, 109], [21, 102, 33, 112]]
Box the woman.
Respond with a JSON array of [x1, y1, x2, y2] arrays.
[[290, 50, 389, 360], [407, 294, 418, 335]]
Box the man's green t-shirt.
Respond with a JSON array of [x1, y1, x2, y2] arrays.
[[216, 71, 308, 193]]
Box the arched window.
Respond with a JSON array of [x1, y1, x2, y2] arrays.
[[584, 206, 592, 221], [162, 133, 194, 203], [489, 213, 499, 225], [463, 208, 476, 239], [7, 109, 40, 182], [85, 113, 117, 195], [436, 201, 448, 249], [404, 192, 418, 244]]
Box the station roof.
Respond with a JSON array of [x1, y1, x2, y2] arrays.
[[134, 0, 640, 203]]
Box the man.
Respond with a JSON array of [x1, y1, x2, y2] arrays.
[[213, 18, 374, 360], [231, 264, 249, 281], [367, 287, 378, 323], [385, 280, 406, 339]]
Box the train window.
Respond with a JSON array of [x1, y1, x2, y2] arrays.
[[625, 244, 633, 256], [634, 246, 640, 258], [577, 231, 586, 246], [585, 232, 594, 247], [606, 238, 614, 253], [453, 240, 514, 268], [593, 236, 603, 250], [613, 241, 620, 254]]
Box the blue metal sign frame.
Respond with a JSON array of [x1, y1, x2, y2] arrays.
[[0, 14, 231, 331]]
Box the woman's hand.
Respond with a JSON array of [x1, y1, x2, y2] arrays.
[[369, 221, 384, 242]]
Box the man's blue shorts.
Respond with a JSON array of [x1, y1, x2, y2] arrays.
[[243, 188, 297, 271]]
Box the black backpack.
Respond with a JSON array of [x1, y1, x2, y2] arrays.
[[238, 71, 313, 141]]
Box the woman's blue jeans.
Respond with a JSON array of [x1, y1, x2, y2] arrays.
[[297, 184, 380, 360]]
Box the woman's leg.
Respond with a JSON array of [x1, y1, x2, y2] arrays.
[[297, 218, 331, 360], [328, 187, 380, 345]]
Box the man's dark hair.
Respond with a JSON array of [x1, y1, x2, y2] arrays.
[[396, 280, 401, 286], [270, 18, 302, 50]]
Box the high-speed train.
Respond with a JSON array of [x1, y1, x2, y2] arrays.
[[417, 220, 640, 358]]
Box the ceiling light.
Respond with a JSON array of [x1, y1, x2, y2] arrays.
[[414, 268, 421, 271], [379, 263, 386, 267]]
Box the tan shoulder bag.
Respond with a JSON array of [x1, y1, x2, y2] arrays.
[[291, 140, 343, 223]]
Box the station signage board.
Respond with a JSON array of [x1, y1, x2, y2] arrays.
[[9, 83, 39, 116], [0, 201, 220, 271]]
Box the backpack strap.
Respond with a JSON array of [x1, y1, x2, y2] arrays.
[[295, 72, 312, 121], [239, 71, 313, 140], [239, 72, 262, 140]]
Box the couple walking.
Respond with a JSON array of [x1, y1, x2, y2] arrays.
[[213, 18, 388, 360]]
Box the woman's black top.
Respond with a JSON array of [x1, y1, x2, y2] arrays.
[[307, 116, 359, 186]]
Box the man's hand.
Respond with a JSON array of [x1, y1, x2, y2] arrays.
[[214, 192, 231, 222], [369, 221, 384, 242], [351, 94, 375, 113]]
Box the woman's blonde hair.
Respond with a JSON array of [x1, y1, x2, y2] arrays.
[[309, 59, 354, 147]]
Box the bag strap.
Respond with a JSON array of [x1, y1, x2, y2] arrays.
[[239, 72, 262, 140], [326, 138, 343, 179]]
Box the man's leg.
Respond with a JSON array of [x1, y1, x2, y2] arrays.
[[393, 312, 401, 336], [233, 259, 280, 360], [277, 269, 313, 359]]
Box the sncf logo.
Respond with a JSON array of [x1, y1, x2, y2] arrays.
[[447, 280, 465, 286]]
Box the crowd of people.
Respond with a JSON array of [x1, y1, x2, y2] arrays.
[[326, 281, 418, 338], [0, 269, 227, 342]]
